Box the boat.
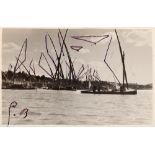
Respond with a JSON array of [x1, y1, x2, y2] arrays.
[[81, 29, 137, 95], [2, 83, 36, 90], [49, 87, 76, 91], [81, 89, 137, 95]]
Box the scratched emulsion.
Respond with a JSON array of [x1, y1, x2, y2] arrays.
[[2, 89, 152, 125]]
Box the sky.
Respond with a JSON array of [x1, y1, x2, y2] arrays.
[[2, 28, 152, 85]]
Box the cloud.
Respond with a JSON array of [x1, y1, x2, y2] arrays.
[[3, 42, 20, 52], [97, 30, 152, 48], [75, 59, 102, 69], [76, 57, 104, 68], [121, 29, 152, 47], [87, 61, 104, 69], [95, 31, 117, 46], [79, 48, 90, 54], [2, 42, 21, 69], [76, 59, 104, 71], [76, 58, 85, 64]]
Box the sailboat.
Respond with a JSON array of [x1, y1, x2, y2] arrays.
[[81, 29, 137, 95]]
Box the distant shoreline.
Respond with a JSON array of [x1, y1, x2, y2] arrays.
[[2, 70, 152, 90]]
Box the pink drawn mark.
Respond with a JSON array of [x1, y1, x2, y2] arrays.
[[71, 35, 109, 45], [70, 46, 83, 52]]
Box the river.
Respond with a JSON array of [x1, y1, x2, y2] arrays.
[[2, 89, 152, 126]]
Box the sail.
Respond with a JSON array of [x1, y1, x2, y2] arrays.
[[88, 80, 91, 89]]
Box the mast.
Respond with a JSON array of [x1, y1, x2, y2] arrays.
[[38, 53, 54, 79], [115, 30, 128, 89], [12, 39, 27, 83], [56, 30, 68, 80], [59, 29, 76, 81], [29, 59, 36, 76]]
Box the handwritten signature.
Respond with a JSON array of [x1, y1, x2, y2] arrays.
[[8, 101, 29, 126]]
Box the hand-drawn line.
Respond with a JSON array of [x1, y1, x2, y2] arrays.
[[8, 101, 29, 126], [8, 101, 18, 126], [71, 35, 109, 45], [104, 36, 121, 85], [19, 108, 29, 118], [70, 46, 83, 52]]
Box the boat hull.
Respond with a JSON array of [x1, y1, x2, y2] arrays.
[[81, 90, 137, 95], [48, 88, 76, 91], [2, 84, 36, 90], [2, 88, 36, 90]]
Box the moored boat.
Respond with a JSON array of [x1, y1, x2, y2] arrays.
[[81, 89, 137, 95], [81, 29, 137, 95]]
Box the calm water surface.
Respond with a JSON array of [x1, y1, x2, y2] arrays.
[[2, 89, 152, 125]]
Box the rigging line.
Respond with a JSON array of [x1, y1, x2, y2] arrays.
[[93, 69, 95, 76], [29, 59, 36, 75], [95, 71, 101, 81], [104, 36, 121, 85], [46, 32, 64, 79], [45, 34, 64, 79], [92, 69, 100, 81], [113, 74, 117, 85], [13, 40, 27, 84], [42, 53, 54, 78], [56, 29, 68, 63], [45, 34, 57, 70], [55, 31, 67, 79], [57, 32, 65, 56], [77, 69, 85, 79], [16, 58, 31, 76], [38, 53, 53, 79], [54, 30, 68, 79], [77, 64, 85, 78], [54, 32, 63, 79], [65, 60, 71, 79], [65, 60, 69, 68], [33, 64, 36, 75], [122, 51, 128, 88], [13, 39, 27, 82], [78, 71, 87, 80], [15, 39, 27, 72], [79, 65, 89, 79], [115, 30, 128, 88], [57, 31, 66, 58], [59, 29, 76, 80], [65, 62, 68, 79], [93, 75, 100, 81], [58, 31, 62, 49], [104, 52, 121, 84], [47, 34, 59, 58], [72, 57, 77, 65]]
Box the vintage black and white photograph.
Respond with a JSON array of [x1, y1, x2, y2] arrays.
[[1, 28, 153, 125]]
